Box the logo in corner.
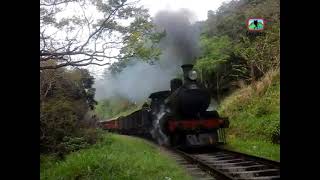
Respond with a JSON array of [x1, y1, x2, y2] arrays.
[[247, 18, 265, 31]]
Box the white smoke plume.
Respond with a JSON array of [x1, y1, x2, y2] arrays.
[[94, 9, 202, 102]]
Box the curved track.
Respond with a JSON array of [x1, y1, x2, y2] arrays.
[[126, 135, 280, 180], [172, 147, 280, 180]]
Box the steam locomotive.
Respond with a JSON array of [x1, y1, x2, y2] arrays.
[[99, 64, 229, 148]]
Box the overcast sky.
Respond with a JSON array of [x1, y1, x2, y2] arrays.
[[87, 0, 229, 78], [139, 0, 227, 21]]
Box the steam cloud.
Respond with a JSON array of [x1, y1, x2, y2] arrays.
[[94, 9, 201, 102]]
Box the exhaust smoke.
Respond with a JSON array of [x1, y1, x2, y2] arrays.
[[95, 9, 201, 103]]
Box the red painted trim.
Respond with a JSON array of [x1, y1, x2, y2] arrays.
[[168, 119, 224, 132], [103, 120, 119, 129]]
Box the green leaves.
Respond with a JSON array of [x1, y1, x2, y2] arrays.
[[234, 24, 280, 76], [119, 17, 164, 62], [41, 0, 163, 69], [61, 136, 90, 152], [194, 35, 232, 78], [194, 0, 279, 99], [40, 67, 99, 154]]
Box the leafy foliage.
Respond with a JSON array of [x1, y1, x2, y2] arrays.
[[61, 137, 90, 153], [40, 63, 100, 155], [220, 70, 280, 160], [219, 69, 280, 144], [40, 0, 164, 69], [194, 0, 279, 101], [195, 36, 232, 75]]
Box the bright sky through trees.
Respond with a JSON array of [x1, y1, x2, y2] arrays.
[[45, 0, 228, 78], [89, 0, 227, 78]]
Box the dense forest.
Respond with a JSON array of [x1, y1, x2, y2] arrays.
[[40, 0, 279, 157]]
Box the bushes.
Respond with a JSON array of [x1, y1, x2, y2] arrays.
[[219, 69, 280, 144], [218, 69, 279, 160], [40, 99, 78, 153], [79, 128, 103, 145], [40, 67, 100, 156], [40, 98, 101, 154], [194, 0, 279, 101], [60, 137, 90, 153]]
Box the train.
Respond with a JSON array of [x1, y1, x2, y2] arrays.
[[98, 64, 229, 148]]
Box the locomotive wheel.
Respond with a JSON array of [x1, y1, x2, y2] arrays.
[[170, 134, 183, 147]]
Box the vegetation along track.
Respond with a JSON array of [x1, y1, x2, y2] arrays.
[[169, 147, 280, 180], [131, 136, 279, 179]]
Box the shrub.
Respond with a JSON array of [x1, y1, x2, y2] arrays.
[[40, 68, 100, 156], [60, 136, 90, 153], [219, 70, 279, 144]]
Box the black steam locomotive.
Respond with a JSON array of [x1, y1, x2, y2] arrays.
[[99, 64, 229, 148]]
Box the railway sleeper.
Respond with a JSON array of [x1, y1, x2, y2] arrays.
[[197, 178, 216, 180], [185, 168, 215, 179], [234, 175, 280, 180], [195, 155, 236, 160], [208, 160, 256, 168], [230, 169, 280, 179], [203, 158, 245, 164], [217, 164, 269, 172], [206, 156, 237, 160], [183, 164, 200, 168], [204, 154, 236, 159]]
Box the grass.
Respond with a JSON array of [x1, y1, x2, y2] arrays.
[[218, 69, 280, 161], [40, 133, 192, 180], [224, 136, 280, 161]]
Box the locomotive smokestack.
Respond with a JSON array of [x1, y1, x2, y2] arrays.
[[181, 64, 194, 82]]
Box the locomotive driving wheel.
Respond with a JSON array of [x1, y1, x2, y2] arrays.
[[170, 133, 184, 148]]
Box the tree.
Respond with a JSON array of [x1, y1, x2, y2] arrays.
[[40, 0, 162, 70], [196, 0, 279, 100], [40, 66, 99, 154]]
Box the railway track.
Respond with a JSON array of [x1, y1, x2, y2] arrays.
[[170, 147, 280, 180], [131, 135, 280, 180], [160, 147, 217, 180]]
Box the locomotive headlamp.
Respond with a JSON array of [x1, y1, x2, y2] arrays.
[[188, 70, 198, 80]]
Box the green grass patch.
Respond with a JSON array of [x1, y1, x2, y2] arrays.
[[219, 70, 280, 161], [224, 136, 280, 161], [41, 133, 192, 180]]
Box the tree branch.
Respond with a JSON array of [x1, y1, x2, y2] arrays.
[[76, 1, 126, 53]]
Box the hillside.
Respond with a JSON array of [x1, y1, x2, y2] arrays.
[[218, 69, 280, 161], [41, 133, 192, 180]]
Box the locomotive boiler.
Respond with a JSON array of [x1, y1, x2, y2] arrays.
[[149, 64, 229, 147], [99, 64, 229, 148]]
